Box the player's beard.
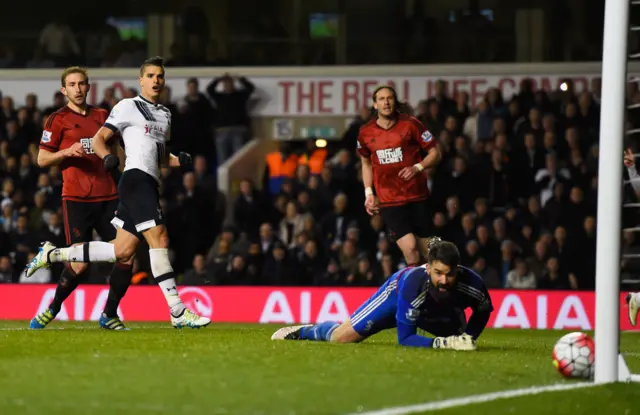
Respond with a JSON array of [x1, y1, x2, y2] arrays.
[[430, 284, 454, 302]]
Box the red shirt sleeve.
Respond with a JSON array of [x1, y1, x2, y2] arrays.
[[356, 125, 371, 158], [39, 113, 64, 152], [409, 117, 437, 152]]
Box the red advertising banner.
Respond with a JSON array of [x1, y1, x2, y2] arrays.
[[0, 285, 635, 331]]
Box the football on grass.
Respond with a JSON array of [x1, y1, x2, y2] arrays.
[[552, 332, 595, 379]]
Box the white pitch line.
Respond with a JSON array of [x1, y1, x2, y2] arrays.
[[0, 326, 177, 331], [348, 382, 596, 415]]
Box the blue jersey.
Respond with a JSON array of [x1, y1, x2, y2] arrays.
[[348, 265, 494, 348]]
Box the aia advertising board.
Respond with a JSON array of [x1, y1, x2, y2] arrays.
[[0, 285, 635, 331]]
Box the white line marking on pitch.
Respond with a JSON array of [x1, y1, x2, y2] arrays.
[[0, 326, 176, 331], [348, 382, 596, 415]]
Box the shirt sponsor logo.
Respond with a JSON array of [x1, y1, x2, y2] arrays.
[[80, 138, 94, 154], [376, 147, 403, 164], [144, 124, 165, 135]]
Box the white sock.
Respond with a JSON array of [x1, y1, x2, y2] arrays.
[[149, 248, 185, 316], [49, 242, 116, 263]]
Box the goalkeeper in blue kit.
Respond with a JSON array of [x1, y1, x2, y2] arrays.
[[271, 239, 493, 350]]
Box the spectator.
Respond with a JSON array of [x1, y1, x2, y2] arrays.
[[206, 73, 255, 165], [182, 254, 215, 285], [262, 241, 295, 285], [538, 257, 569, 290], [233, 179, 265, 239], [37, 18, 80, 65], [506, 258, 537, 289], [178, 78, 215, 161], [279, 201, 306, 249], [0, 256, 12, 282]]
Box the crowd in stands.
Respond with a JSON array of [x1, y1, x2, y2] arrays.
[[186, 77, 640, 291], [2, 71, 640, 291]]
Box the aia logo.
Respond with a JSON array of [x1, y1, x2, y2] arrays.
[[178, 287, 213, 318], [144, 124, 164, 135], [72, 228, 81, 239]]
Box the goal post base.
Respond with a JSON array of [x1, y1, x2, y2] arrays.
[[618, 354, 640, 383]]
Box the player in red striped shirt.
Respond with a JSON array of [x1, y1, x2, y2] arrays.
[[357, 86, 442, 266], [30, 67, 132, 330]]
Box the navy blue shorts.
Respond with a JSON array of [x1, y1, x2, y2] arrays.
[[110, 169, 165, 240]]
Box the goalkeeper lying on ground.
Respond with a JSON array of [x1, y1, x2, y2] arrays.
[[271, 239, 493, 350]]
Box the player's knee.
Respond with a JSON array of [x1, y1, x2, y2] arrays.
[[331, 332, 358, 343], [329, 321, 361, 343], [120, 254, 135, 266], [114, 242, 136, 263], [156, 234, 169, 249], [144, 226, 170, 249], [70, 262, 89, 275]]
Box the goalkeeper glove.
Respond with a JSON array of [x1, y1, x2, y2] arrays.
[[432, 334, 476, 351]]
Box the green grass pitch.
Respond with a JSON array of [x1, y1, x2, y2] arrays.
[[0, 322, 637, 415]]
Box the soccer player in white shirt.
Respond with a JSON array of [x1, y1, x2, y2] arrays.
[[25, 57, 210, 329]]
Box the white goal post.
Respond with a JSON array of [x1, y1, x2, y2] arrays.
[[595, 0, 640, 384]]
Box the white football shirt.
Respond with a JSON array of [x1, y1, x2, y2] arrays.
[[104, 96, 172, 182]]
